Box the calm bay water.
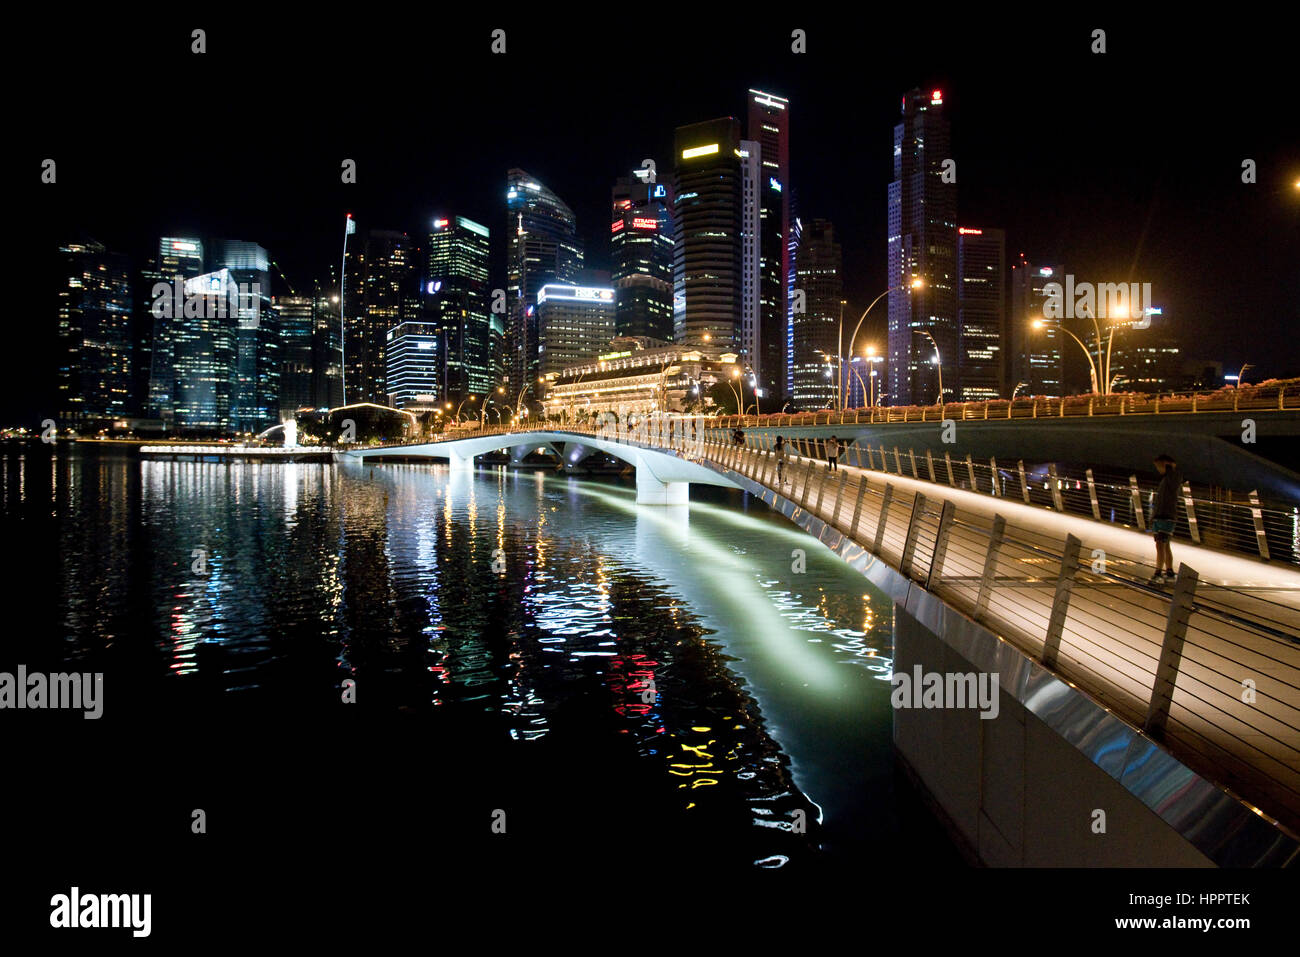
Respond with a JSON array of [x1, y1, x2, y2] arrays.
[[1, 443, 958, 874]]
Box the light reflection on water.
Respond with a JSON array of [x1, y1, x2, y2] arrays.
[[0, 446, 957, 868]]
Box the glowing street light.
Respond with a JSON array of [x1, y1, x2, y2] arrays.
[[841, 278, 922, 410]]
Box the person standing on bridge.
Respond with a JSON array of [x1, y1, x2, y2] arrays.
[[1149, 453, 1182, 584], [826, 435, 840, 471], [774, 436, 787, 485]]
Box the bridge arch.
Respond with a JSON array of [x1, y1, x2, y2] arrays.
[[345, 430, 741, 504]]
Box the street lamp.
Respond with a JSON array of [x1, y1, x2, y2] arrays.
[[1011, 381, 1029, 400], [1032, 318, 1099, 394], [728, 366, 743, 415], [862, 345, 884, 408], [842, 278, 923, 411], [912, 329, 944, 405], [454, 394, 477, 422]]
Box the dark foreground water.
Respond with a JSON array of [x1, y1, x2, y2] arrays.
[[2, 443, 958, 896]]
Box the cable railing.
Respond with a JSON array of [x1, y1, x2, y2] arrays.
[[709, 378, 1300, 429], [356, 421, 1300, 837], [730, 433, 1300, 568]]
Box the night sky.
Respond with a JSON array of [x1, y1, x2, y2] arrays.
[[10, 12, 1297, 422]]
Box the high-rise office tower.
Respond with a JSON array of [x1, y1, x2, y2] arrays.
[[385, 322, 441, 410], [536, 284, 616, 379], [611, 171, 674, 341], [786, 214, 802, 399], [144, 237, 205, 423], [56, 239, 133, 426], [427, 215, 492, 405], [956, 226, 1006, 401], [171, 270, 240, 433], [506, 170, 584, 399], [791, 219, 841, 410], [887, 88, 957, 406], [747, 89, 790, 401], [311, 285, 344, 409], [276, 294, 315, 416], [346, 230, 420, 406], [673, 117, 743, 350], [1010, 256, 1065, 397], [739, 141, 762, 374], [214, 240, 279, 432]]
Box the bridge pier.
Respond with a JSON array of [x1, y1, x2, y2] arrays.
[[635, 467, 689, 505], [447, 450, 474, 471]]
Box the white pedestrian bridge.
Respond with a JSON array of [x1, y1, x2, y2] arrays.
[[346, 421, 1300, 865]]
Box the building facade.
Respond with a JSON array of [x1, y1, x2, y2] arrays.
[[385, 322, 442, 410], [1010, 257, 1065, 397], [427, 215, 492, 405], [611, 172, 674, 342], [536, 284, 616, 380], [747, 89, 791, 402], [791, 219, 841, 410], [56, 240, 133, 426], [887, 88, 957, 406], [956, 226, 1006, 401], [673, 118, 743, 351]]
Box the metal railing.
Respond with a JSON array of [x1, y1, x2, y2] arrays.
[[735, 435, 1299, 568], [363, 422, 1300, 837]]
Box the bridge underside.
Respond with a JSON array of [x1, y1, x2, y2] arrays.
[[348, 431, 736, 505]]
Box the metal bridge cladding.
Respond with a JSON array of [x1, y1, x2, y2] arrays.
[[355, 423, 1300, 852]]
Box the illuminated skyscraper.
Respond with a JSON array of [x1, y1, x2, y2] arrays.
[[673, 117, 743, 350], [956, 226, 1006, 400], [56, 239, 133, 426], [276, 294, 315, 415], [887, 88, 957, 406], [427, 215, 492, 404], [792, 219, 841, 410], [214, 240, 279, 433], [739, 140, 762, 376], [385, 322, 441, 410], [144, 237, 204, 423], [747, 89, 790, 400], [171, 270, 239, 432], [536, 284, 616, 379], [506, 170, 584, 399], [1010, 257, 1065, 396], [345, 229, 420, 406], [611, 171, 674, 342]]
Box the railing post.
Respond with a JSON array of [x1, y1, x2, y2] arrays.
[[816, 465, 831, 513], [1031, 400, 1037, 419], [893, 447, 902, 475], [974, 515, 1006, 622], [873, 484, 895, 555], [944, 452, 956, 487], [1047, 463, 1064, 512], [1130, 475, 1146, 531], [926, 500, 956, 590], [1085, 468, 1101, 521], [989, 458, 1000, 497], [1181, 482, 1201, 544], [1088, 395, 1094, 416], [1143, 564, 1200, 739], [1248, 490, 1270, 561], [926, 450, 936, 483], [1018, 460, 1030, 504], [852, 475, 870, 536], [800, 463, 816, 510], [1042, 534, 1082, 670], [830, 471, 849, 527], [965, 454, 977, 491], [908, 449, 918, 479], [901, 492, 927, 579]]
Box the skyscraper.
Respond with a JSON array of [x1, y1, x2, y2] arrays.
[[739, 141, 762, 375], [311, 286, 343, 409], [506, 170, 584, 399], [536, 284, 616, 379], [887, 88, 957, 406], [427, 215, 492, 404], [346, 230, 420, 406], [956, 226, 1006, 401], [747, 89, 790, 401], [611, 171, 674, 342], [144, 237, 205, 423], [171, 270, 240, 433], [276, 294, 316, 415], [385, 322, 441, 410], [56, 240, 133, 426], [792, 219, 841, 410], [215, 240, 279, 432], [673, 117, 743, 351], [1010, 257, 1065, 397]]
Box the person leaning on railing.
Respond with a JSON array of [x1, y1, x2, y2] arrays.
[[1149, 453, 1182, 584]]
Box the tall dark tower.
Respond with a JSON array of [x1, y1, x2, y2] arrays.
[[887, 88, 957, 406], [611, 170, 674, 341], [673, 117, 743, 350], [56, 239, 133, 427], [505, 169, 583, 400], [792, 219, 841, 410], [956, 226, 1006, 400], [747, 89, 790, 402], [346, 230, 420, 406]]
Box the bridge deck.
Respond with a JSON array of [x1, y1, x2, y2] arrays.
[[358, 425, 1300, 839]]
